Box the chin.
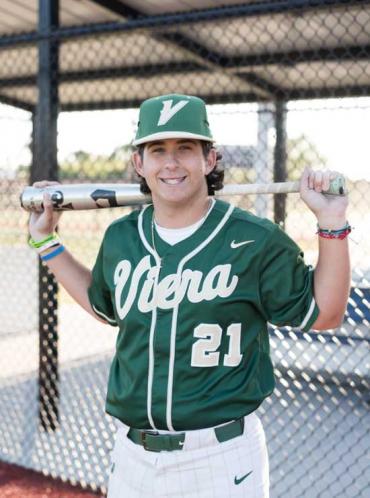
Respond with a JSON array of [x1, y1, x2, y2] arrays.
[[156, 190, 191, 205], [156, 184, 189, 199]]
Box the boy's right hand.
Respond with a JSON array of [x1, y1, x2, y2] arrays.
[[29, 181, 63, 241]]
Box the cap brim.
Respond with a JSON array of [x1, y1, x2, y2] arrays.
[[133, 130, 214, 146]]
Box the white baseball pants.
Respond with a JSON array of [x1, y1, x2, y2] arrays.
[[107, 412, 269, 498]]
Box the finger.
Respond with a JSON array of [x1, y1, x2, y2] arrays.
[[29, 211, 39, 226], [42, 193, 54, 221], [313, 171, 323, 192], [32, 180, 60, 188], [307, 169, 315, 190], [300, 167, 310, 192], [322, 170, 331, 192]]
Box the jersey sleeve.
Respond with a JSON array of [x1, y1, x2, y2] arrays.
[[87, 236, 118, 327], [258, 225, 319, 332]]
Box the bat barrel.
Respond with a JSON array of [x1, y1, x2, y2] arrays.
[[20, 184, 150, 212]]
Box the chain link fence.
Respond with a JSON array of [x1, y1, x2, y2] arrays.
[[0, 1, 369, 497]]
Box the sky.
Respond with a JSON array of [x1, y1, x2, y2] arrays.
[[0, 97, 370, 180]]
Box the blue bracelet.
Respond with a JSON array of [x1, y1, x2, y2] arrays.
[[40, 245, 65, 261], [316, 221, 351, 234]]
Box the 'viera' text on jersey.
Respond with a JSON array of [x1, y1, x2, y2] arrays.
[[114, 255, 239, 319]]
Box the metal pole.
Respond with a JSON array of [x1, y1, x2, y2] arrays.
[[273, 100, 287, 226], [254, 104, 274, 218], [31, 0, 60, 432]]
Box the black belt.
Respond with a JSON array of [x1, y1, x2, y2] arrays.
[[127, 418, 244, 452]]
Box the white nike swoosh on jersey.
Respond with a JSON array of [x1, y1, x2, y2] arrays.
[[230, 239, 255, 249]]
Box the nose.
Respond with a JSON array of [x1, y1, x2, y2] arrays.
[[163, 152, 179, 169]]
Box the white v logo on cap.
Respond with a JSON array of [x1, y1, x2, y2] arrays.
[[157, 99, 189, 126]]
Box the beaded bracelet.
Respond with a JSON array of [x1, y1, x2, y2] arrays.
[[316, 222, 352, 240], [40, 245, 65, 262]]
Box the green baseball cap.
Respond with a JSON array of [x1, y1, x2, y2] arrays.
[[133, 94, 213, 146]]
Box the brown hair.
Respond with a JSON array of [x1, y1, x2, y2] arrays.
[[135, 141, 224, 195]]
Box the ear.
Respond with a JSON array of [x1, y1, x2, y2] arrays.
[[132, 150, 144, 177], [205, 147, 217, 175]]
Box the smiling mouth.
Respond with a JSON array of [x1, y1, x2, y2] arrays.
[[160, 176, 186, 185]]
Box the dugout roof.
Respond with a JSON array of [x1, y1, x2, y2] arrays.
[[0, 0, 369, 111]]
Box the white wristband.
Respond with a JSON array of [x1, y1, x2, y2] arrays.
[[37, 236, 62, 254]]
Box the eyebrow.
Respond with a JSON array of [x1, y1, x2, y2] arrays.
[[147, 141, 164, 148]]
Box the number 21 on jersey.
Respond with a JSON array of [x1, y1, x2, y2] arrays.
[[191, 323, 242, 367]]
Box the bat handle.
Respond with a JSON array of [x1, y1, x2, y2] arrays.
[[293, 175, 347, 195]]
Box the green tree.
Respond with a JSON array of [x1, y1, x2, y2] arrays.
[[287, 134, 327, 180], [58, 145, 135, 181]]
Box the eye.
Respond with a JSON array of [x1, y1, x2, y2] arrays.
[[151, 146, 165, 154]]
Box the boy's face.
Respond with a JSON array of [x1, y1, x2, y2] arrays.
[[132, 138, 216, 207]]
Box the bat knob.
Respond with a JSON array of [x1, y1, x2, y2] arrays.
[[326, 175, 347, 196]]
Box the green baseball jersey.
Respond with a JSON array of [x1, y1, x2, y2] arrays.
[[88, 200, 319, 431]]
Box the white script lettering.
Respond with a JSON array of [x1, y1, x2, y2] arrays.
[[114, 256, 238, 320]]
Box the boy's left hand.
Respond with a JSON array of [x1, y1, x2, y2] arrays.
[[299, 167, 349, 229]]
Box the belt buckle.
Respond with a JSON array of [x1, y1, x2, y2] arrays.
[[141, 431, 158, 452]]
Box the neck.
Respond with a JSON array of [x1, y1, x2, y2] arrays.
[[153, 196, 212, 228]]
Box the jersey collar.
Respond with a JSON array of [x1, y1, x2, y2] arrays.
[[139, 199, 233, 260]]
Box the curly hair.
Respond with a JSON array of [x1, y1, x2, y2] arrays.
[[135, 141, 224, 195]]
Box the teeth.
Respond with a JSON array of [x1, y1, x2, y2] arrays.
[[161, 177, 185, 185]]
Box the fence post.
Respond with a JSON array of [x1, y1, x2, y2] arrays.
[[273, 99, 287, 227], [254, 104, 274, 218], [31, 0, 60, 432]]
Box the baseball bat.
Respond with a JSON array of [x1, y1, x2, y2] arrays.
[[20, 176, 347, 212]]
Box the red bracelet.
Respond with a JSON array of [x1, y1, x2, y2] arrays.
[[317, 225, 351, 240]]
